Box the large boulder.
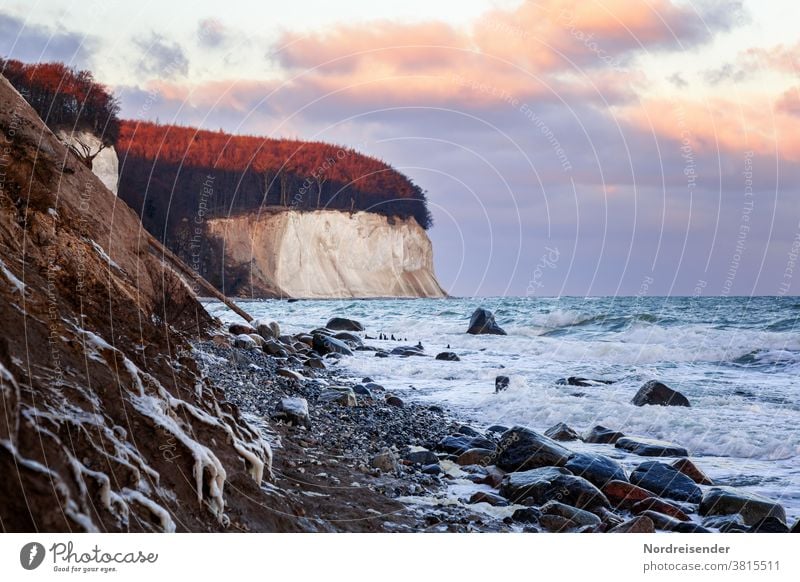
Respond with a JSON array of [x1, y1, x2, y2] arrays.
[[312, 333, 354, 356], [404, 448, 438, 466], [274, 397, 311, 428], [499, 467, 609, 510], [639, 510, 711, 533], [466, 308, 507, 335], [671, 458, 713, 485], [233, 334, 258, 349], [632, 380, 690, 407], [629, 461, 702, 503], [495, 426, 572, 472], [583, 425, 625, 444], [252, 318, 280, 340], [436, 434, 495, 455], [615, 436, 688, 457], [565, 452, 627, 488], [699, 487, 787, 526], [632, 497, 691, 522], [456, 448, 495, 466], [544, 422, 582, 442], [326, 317, 364, 331], [333, 331, 363, 347], [540, 501, 601, 527], [602, 480, 654, 509], [370, 448, 399, 473], [608, 516, 655, 533], [435, 351, 460, 361]]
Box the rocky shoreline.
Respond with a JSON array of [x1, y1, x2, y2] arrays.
[[199, 311, 799, 533]]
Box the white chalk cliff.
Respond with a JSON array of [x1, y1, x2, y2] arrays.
[[57, 129, 119, 194], [206, 210, 446, 298]]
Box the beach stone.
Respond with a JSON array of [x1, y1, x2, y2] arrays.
[[404, 448, 438, 466], [615, 436, 688, 457], [748, 516, 790, 533], [699, 487, 787, 526], [469, 491, 509, 507], [326, 317, 364, 331], [274, 397, 311, 428], [252, 318, 280, 340], [495, 426, 571, 472], [583, 425, 625, 444], [420, 464, 441, 475], [608, 516, 655, 533], [457, 425, 482, 437], [793, 520, 800, 533], [371, 448, 399, 473], [499, 467, 609, 510], [232, 334, 257, 349], [435, 351, 460, 361], [385, 394, 404, 407], [312, 333, 354, 356], [565, 452, 627, 488], [494, 375, 510, 393], [632, 497, 691, 521], [390, 345, 425, 357], [544, 422, 582, 442], [276, 368, 304, 382], [702, 514, 748, 533], [263, 340, 289, 358], [629, 461, 702, 503], [541, 501, 601, 527], [640, 510, 710, 533], [632, 380, 690, 407], [456, 448, 495, 466], [476, 465, 505, 488], [318, 387, 358, 407], [248, 334, 265, 347], [437, 435, 495, 455], [486, 424, 508, 434], [304, 357, 326, 370], [602, 480, 654, 508], [333, 331, 363, 346], [229, 323, 255, 336], [512, 507, 542, 523], [671, 458, 713, 485], [539, 514, 581, 532], [363, 382, 385, 392], [352, 384, 372, 397], [466, 307, 507, 335]]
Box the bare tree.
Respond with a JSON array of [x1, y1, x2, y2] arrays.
[[65, 137, 106, 170]]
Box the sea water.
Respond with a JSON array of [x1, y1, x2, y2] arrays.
[[205, 296, 800, 523]]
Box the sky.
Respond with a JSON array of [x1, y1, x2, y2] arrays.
[[2, 0, 799, 296]]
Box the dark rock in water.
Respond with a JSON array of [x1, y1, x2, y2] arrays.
[[486, 424, 508, 434], [362, 377, 374, 383], [374, 351, 389, 358], [420, 464, 441, 475], [435, 351, 460, 361], [583, 425, 625, 444], [304, 357, 326, 370], [477, 465, 506, 488], [352, 384, 373, 397], [287, 298, 300, 303], [632, 497, 691, 522], [699, 487, 787, 526], [229, 323, 256, 336], [512, 507, 541, 524], [640, 510, 710, 533], [671, 458, 713, 485], [556, 376, 614, 387], [629, 461, 702, 503], [602, 480, 654, 509], [495, 375, 510, 393], [615, 436, 688, 457], [252, 319, 280, 340], [310, 327, 335, 336], [456, 448, 495, 466], [363, 382, 385, 392], [428, 405, 444, 414], [749, 516, 790, 533], [495, 426, 572, 472], [565, 452, 627, 488], [405, 449, 438, 466], [541, 501, 601, 527], [333, 331, 363, 346], [469, 491, 509, 507], [793, 519, 800, 533], [538, 514, 581, 532], [436, 434, 495, 455], [390, 345, 426, 357], [385, 394, 404, 407], [274, 397, 311, 428], [457, 424, 482, 437], [466, 307, 507, 335], [702, 514, 748, 533], [608, 516, 655, 533], [632, 380, 690, 407], [545, 422, 582, 442], [500, 467, 610, 510], [325, 317, 364, 331], [312, 333, 354, 356]]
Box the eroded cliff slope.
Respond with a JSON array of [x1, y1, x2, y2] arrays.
[[206, 210, 446, 298]]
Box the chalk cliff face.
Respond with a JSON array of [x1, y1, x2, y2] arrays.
[[57, 129, 119, 194], [205, 210, 446, 298]]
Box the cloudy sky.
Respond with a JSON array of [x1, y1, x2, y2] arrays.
[[2, 0, 799, 296]]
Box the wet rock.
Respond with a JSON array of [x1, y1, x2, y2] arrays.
[[749, 516, 790, 533], [263, 340, 290, 358], [512, 507, 542, 524], [385, 394, 404, 407], [556, 376, 614, 387], [486, 424, 509, 434], [671, 458, 713, 485], [457, 425, 482, 437], [233, 334, 258, 349], [274, 397, 311, 428], [318, 387, 358, 407], [629, 461, 702, 503], [352, 384, 373, 397], [276, 368, 304, 382], [495, 426, 571, 472], [702, 514, 748, 533], [371, 448, 399, 473], [252, 318, 280, 340], [602, 480, 653, 509], [608, 516, 655, 533], [304, 357, 326, 370], [333, 331, 363, 346], [364, 382, 385, 392], [632, 497, 691, 521], [541, 501, 601, 527], [390, 345, 426, 357], [469, 491, 509, 507], [476, 466, 505, 488], [420, 464, 441, 475], [539, 514, 581, 532], [640, 510, 710, 533], [544, 422, 582, 441], [466, 308, 507, 335], [495, 375, 510, 393], [632, 380, 690, 407], [456, 448, 495, 466], [229, 323, 256, 336], [583, 425, 625, 444], [699, 487, 787, 526], [248, 334, 266, 347], [793, 520, 800, 533], [326, 317, 364, 331], [312, 333, 354, 356], [404, 448, 438, 466], [437, 435, 495, 455], [565, 452, 627, 488], [615, 436, 688, 457], [499, 467, 609, 510], [435, 351, 460, 361]]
